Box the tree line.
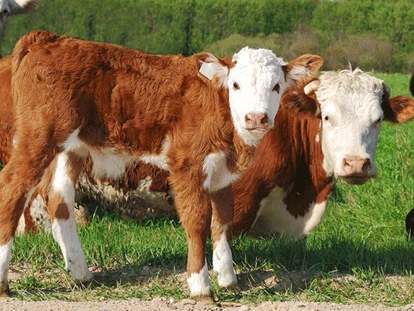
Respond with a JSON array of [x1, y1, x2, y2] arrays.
[[1, 0, 413, 73]]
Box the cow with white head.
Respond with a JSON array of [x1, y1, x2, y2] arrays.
[[0, 0, 40, 39], [233, 68, 414, 239], [316, 69, 387, 184]]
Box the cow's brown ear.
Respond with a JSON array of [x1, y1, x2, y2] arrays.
[[281, 77, 321, 118], [383, 95, 414, 123], [284, 54, 323, 86], [382, 82, 414, 123]]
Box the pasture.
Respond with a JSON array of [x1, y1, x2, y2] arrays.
[[6, 73, 414, 306]]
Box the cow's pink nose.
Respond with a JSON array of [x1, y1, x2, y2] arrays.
[[245, 113, 269, 130], [342, 157, 371, 175]]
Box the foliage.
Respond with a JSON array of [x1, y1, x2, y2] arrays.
[[1, 0, 413, 72]]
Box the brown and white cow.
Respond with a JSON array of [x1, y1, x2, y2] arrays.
[[232, 69, 414, 238], [0, 0, 40, 39], [19, 68, 414, 241], [0, 30, 321, 299]]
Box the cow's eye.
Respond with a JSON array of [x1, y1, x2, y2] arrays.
[[323, 115, 332, 126], [273, 83, 280, 93], [233, 82, 240, 90]]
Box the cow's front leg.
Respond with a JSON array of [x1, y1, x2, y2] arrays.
[[171, 175, 213, 301], [211, 185, 238, 289]]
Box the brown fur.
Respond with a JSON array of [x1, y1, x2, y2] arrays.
[[0, 56, 14, 165]]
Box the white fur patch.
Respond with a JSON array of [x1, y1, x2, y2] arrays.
[[0, 239, 13, 284], [62, 128, 82, 151], [89, 148, 135, 180], [212, 228, 237, 288], [139, 137, 170, 171], [51, 152, 92, 283], [187, 262, 211, 297], [251, 186, 328, 239], [202, 151, 239, 192]]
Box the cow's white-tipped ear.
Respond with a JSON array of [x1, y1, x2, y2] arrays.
[[198, 53, 229, 88], [13, 0, 41, 14], [284, 54, 323, 86], [304, 79, 321, 96]]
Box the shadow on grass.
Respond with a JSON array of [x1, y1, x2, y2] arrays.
[[91, 213, 413, 292]]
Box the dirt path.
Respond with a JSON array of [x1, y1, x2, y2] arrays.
[[0, 297, 413, 311]]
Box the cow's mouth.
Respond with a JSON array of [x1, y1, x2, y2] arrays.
[[340, 175, 372, 185], [246, 127, 269, 133]]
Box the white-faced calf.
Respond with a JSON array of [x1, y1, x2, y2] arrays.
[[0, 0, 40, 39], [0, 30, 322, 299]]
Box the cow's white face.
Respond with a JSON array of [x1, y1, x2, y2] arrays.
[[0, 0, 10, 35], [228, 47, 287, 146], [0, 0, 40, 38], [316, 69, 385, 184]]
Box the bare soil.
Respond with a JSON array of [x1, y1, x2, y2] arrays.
[[1, 266, 413, 311], [0, 297, 413, 311]]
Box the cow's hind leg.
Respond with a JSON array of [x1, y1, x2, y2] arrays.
[[0, 154, 52, 296], [211, 185, 238, 289], [39, 151, 92, 284]]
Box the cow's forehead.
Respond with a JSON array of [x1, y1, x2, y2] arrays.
[[316, 69, 384, 116], [229, 47, 286, 84]]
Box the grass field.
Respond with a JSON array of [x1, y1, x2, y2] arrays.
[[9, 73, 414, 306]]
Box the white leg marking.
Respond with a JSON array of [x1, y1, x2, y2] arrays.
[[187, 261, 212, 297], [51, 153, 92, 283], [213, 229, 237, 288], [0, 239, 13, 285]]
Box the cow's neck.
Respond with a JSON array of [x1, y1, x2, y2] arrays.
[[226, 130, 257, 175]]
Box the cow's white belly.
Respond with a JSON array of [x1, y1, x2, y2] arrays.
[[83, 137, 170, 180], [250, 186, 328, 239], [90, 148, 137, 179]]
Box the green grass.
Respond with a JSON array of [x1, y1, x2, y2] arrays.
[[8, 72, 414, 306]]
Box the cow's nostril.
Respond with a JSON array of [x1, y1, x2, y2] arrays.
[[362, 158, 371, 173], [260, 114, 268, 125]]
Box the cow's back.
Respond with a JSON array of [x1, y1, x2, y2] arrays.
[[0, 56, 14, 165], [11, 30, 206, 154]]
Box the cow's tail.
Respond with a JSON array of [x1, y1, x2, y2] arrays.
[[12, 30, 58, 74]]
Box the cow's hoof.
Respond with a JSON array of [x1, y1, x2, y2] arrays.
[[0, 283, 10, 297], [191, 293, 215, 304], [218, 273, 239, 290], [223, 280, 239, 291]]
